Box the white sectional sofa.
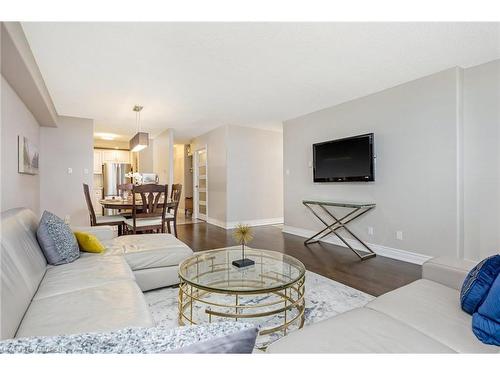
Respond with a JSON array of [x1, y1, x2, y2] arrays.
[[0, 208, 193, 340], [267, 256, 499, 353]]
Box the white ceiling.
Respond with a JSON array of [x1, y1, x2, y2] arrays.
[[22, 22, 500, 142]]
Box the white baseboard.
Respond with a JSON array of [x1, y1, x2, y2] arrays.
[[206, 217, 284, 230], [282, 225, 432, 265], [206, 217, 227, 229], [225, 217, 284, 229]]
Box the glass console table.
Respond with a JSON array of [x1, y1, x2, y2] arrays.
[[302, 199, 376, 260]]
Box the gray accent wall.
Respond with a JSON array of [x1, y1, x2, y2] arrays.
[[226, 125, 283, 224], [463, 60, 500, 260], [1, 76, 41, 214], [39, 116, 94, 226], [283, 61, 500, 262]]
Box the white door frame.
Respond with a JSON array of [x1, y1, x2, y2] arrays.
[[193, 146, 208, 221]]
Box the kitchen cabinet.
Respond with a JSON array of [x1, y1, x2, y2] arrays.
[[101, 150, 131, 164], [94, 149, 131, 175]]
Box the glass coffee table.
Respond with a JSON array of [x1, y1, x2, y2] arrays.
[[178, 247, 306, 347]]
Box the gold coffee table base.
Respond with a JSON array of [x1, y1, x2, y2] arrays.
[[178, 248, 306, 348]]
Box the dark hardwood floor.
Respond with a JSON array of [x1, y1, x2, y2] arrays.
[[176, 222, 421, 297]]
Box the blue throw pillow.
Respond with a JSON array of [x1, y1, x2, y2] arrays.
[[36, 211, 80, 265], [460, 255, 500, 314], [472, 274, 500, 346]]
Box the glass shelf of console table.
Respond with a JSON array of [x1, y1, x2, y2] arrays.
[[302, 199, 376, 208]]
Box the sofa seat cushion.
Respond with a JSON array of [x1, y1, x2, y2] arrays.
[[34, 256, 135, 300], [267, 308, 454, 353], [102, 234, 193, 271], [366, 279, 498, 353], [16, 281, 153, 338]]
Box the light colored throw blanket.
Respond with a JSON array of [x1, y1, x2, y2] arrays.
[[0, 322, 258, 354]]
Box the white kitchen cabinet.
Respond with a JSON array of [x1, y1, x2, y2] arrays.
[[93, 150, 103, 174], [101, 150, 131, 164], [102, 150, 117, 163], [116, 150, 131, 164]]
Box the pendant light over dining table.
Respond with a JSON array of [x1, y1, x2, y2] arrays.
[[129, 105, 149, 152]]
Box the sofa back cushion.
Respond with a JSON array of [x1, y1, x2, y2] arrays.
[[0, 208, 47, 339]]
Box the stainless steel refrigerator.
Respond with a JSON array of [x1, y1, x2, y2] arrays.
[[102, 162, 132, 214]]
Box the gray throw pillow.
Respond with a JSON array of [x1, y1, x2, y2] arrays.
[[36, 211, 80, 265]]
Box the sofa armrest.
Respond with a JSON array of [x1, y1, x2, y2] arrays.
[[422, 256, 477, 290], [72, 225, 118, 242]]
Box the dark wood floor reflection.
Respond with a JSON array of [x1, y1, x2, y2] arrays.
[[176, 222, 421, 297]]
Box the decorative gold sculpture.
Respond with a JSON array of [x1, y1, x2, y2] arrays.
[[232, 224, 255, 267]]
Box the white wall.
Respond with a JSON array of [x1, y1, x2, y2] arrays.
[[1, 76, 41, 214], [184, 145, 193, 198], [153, 130, 173, 184], [226, 125, 283, 225], [283, 67, 461, 262], [137, 138, 154, 172], [173, 144, 185, 209], [191, 125, 228, 225], [463, 60, 500, 260], [39, 116, 94, 226], [192, 125, 284, 228]]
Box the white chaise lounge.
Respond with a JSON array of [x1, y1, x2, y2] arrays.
[[0, 208, 193, 340]]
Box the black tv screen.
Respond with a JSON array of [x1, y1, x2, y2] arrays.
[[313, 133, 374, 182]]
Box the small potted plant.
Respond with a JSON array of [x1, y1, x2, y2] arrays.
[[232, 224, 255, 268]]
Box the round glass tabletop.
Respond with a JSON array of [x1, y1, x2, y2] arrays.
[[178, 247, 306, 293]]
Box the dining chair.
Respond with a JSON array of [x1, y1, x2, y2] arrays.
[[124, 184, 169, 234], [83, 183, 126, 235], [166, 184, 182, 238]]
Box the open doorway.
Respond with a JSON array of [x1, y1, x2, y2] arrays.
[[173, 144, 200, 225], [193, 147, 207, 221]]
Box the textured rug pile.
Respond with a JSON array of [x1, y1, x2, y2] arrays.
[[144, 270, 374, 347]]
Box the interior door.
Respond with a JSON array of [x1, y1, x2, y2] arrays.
[[194, 148, 207, 221]]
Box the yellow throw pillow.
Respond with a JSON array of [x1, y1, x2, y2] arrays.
[[74, 232, 106, 253]]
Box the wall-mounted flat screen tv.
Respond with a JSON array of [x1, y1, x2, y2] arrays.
[[313, 133, 374, 182]]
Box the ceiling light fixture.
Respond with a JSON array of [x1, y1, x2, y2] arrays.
[[95, 133, 118, 141], [129, 105, 149, 152]]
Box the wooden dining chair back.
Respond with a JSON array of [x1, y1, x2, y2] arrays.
[[83, 183, 97, 226], [130, 184, 168, 233], [83, 183, 126, 235], [166, 184, 182, 237]]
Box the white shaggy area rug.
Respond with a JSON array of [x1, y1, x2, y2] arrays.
[[144, 270, 374, 348]]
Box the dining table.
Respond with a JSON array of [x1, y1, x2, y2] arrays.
[[99, 197, 176, 211]]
